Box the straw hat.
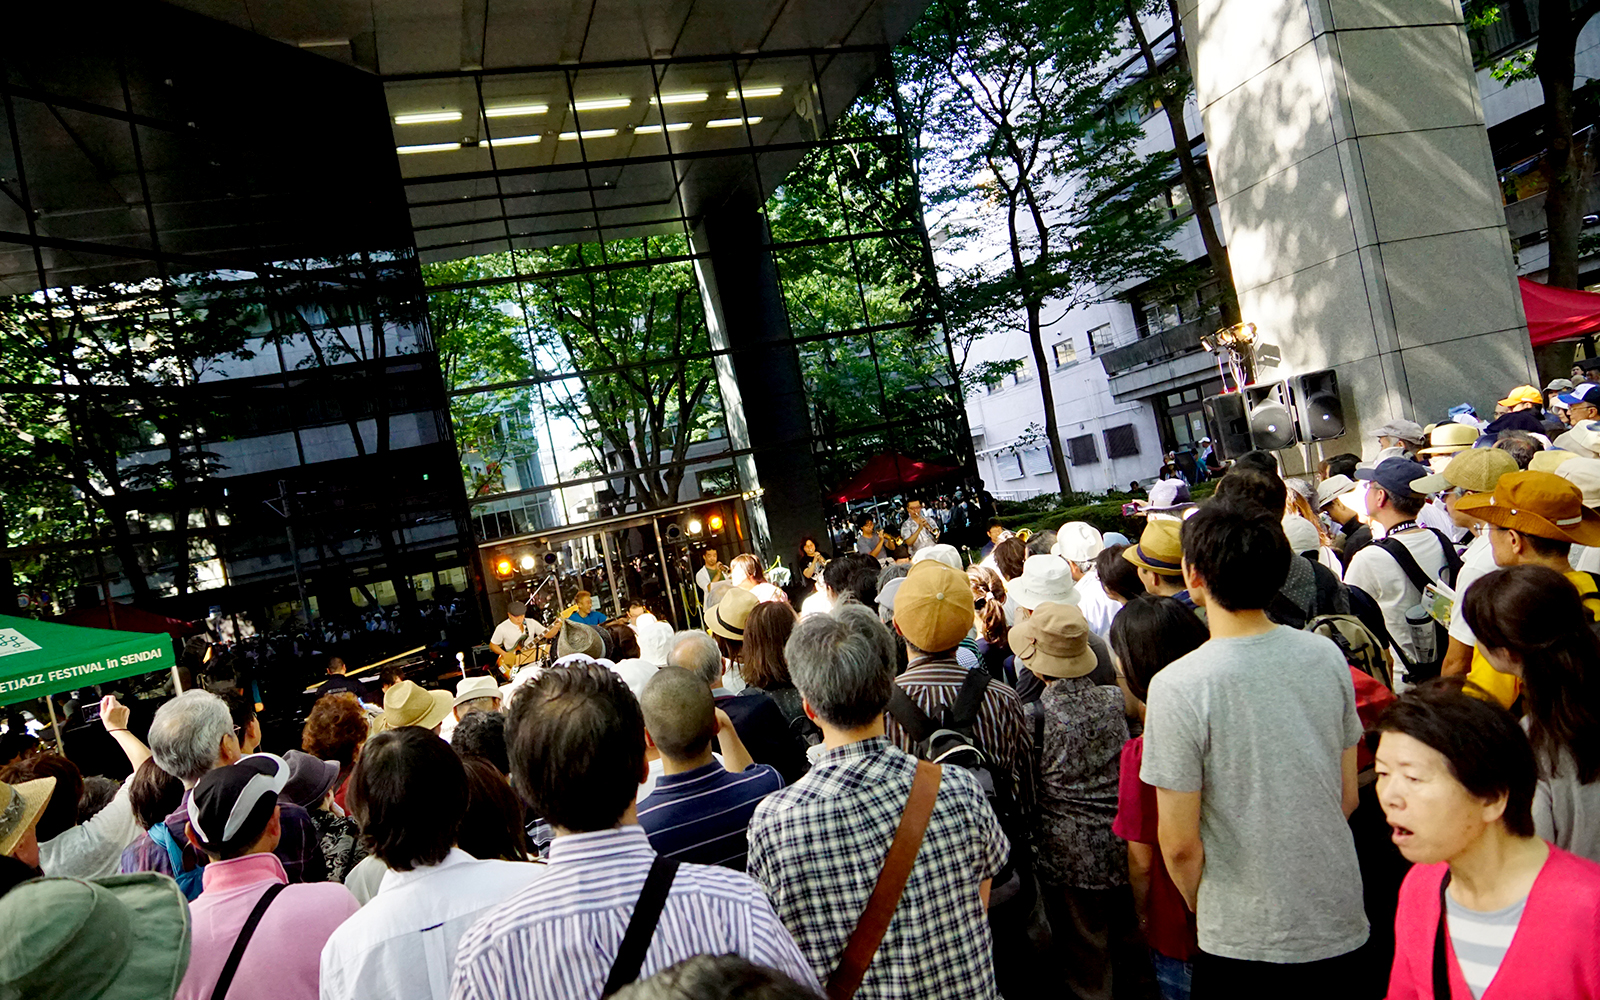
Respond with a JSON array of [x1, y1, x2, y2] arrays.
[[1009, 555, 1081, 612], [381, 680, 453, 731], [708, 587, 759, 642], [0, 777, 54, 857], [1010, 603, 1098, 679], [1530, 449, 1578, 474], [1123, 519, 1184, 575], [893, 560, 975, 652], [1456, 470, 1600, 546], [1418, 422, 1478, 457]]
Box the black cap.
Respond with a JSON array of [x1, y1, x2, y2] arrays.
[[187, 754, 288, 854]]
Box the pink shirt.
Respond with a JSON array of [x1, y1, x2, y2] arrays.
[[176, 852, 359, 1000], [1387, 845, 1600, 999]]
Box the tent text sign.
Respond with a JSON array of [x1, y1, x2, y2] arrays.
[[0, 615, 175, 706]]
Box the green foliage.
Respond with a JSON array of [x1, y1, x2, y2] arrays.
[[998, 479, 1216, 535]]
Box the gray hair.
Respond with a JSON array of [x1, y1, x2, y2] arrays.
[[785, 603, 896, 729], [876, 562, 910, 591], [149, 690, 233, 783], [667, 630, 722, 686]]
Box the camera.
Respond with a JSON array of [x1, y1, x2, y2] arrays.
[[1121, 502, 1142, 517]]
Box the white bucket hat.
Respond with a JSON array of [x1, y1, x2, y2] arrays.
[[1008, 555, 1081, 612]]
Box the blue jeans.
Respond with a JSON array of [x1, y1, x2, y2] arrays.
[[1151, 950, 1192, 1000]]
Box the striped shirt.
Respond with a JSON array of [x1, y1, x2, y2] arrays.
[[448, 825, 819, 1000], [882, 657, 1033, 817], [637, 761, 785, 870], [1446, 890, 1527, 998]]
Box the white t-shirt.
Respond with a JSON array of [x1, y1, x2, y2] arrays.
[[1073, 570, 1120, 639], [1446, 532, 1497, 648], [1343, 527, 1448, 662], [490, 618, 531, 651]]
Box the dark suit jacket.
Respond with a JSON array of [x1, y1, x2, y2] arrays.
[[715, 689, 810, 785]]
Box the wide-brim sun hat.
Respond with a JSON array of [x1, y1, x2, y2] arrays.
[[0, 873, 191, 1000], [708, 587, 759, 642], [1554, 420, 1600, 458], [381, 680, 454, 731], [1143, 479, 1194, 513], [1009, 602, 1098, 679], [281, 750, 341, 809], [1530, 449, 1578, 474], [1418, 421, 1478, 456], [0, 777, 55, 857], [556, 618, 609, 660], [1456, 470, 1600, 547], [1122, 518, 1183, 574], [453, 674, 503, 709], [1008, 554, 1081, 612]]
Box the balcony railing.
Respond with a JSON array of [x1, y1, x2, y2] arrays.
[[1097, 313, 1216, 377]]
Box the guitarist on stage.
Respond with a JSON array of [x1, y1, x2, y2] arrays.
[[490, 600, 539, 669]]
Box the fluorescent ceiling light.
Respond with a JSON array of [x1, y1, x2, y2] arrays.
[[571, 97, 632, 111], [484, 103, 549, 118], [396, 142, 462, 154], [726, 86, 783, 99], [635, 123, 693, 134], [484, 134, 542, 147], [706, 116, 762, 128], [393, 111, 462, 125], [650, 92, 708, 105], [558, 128, 620, 140]]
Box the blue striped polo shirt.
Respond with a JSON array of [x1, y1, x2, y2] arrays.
[[637, 760, 785, 870]]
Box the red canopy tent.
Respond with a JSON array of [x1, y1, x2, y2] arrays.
[[59, 604, 203, 640], [832, 452, 962, 503], [1521, 277, 1600, 346]]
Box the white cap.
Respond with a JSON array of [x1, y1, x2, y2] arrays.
[[1051, 522, 1104, 565]]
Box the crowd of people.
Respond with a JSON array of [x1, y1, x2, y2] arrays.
[[4, 376, 1600, 999]]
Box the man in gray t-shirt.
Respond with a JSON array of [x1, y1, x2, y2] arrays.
[[1141, 500, 1368, 993]]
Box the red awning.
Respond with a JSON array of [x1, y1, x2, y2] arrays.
[[832, 452, 961, 503], [59, 604, 204, 639], [1521, 277, 1600, 347]]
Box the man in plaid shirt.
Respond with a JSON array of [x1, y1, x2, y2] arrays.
[[747, 604, 1008, 999]]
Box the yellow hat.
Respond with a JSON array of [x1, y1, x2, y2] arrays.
[[893, 560, 975, 652], [1456, 470, 1600, 546], [1122, 518, 1183, 575], [1497, 384, 1544, 408]]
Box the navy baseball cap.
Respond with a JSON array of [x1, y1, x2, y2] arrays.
[[1356, 457, 1432, 499], [1558, 384, 1600, 407]]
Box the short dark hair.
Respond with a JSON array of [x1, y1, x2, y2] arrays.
[[611, 955, 819, 1000], [451, 710, 510, 775], [1495, 433, 1540, 470], [740, 601, 798, 690], [0, 755, 82, 842], [1232, 450, 1279, 476], [505, 662, 646, 833], [1371, 678, 1537, 837], [824, 552, 881, 606], [224, 691, 257, 733], [993, 537, 1028, 580], [1181, 502, 1290, 611], [1213, 466, 1287, 515], [78, 776, 120, 824], [456, 756, 528, 862], [1109, 595, 1210, 702], [348, 727, 468, 871], [1375, 485, 1426, 517], [857, 514, 875, 530], [1095, 543, 1146, 602], [1510, 527, 1574, 556], [128, 757, 183, 830], [1322, 453, 1361, 480], [639, 666, 716, 761], [1026, 530, 1056, 557]]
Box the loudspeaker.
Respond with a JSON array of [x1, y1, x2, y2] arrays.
[[1202, 392, 1252, 461], [1245, 382, 1298, 451], [1295, 368, 1345, 441]]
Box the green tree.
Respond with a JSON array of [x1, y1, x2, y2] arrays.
[[897, 0, 1182, 495], [1468, 1, 1600, 288]]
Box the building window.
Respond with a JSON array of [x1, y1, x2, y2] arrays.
[[1022, 447, 1053, 476], [1067, 434, 1099, 466], [995, 452, 1025, 480], [1053, 340, 1076, 367], [1104, 424, 1139, 459], [1013, 365, 1033, 384], [1087, 324, 1115, 355]]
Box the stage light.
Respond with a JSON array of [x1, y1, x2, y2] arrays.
[[709, 514, 724, 531], [519, 555, 536, 570], [494, 558, 514, 578], [688, 519, 703, 535]]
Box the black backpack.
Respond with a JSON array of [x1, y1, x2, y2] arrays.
[[887, 669, 1028, 898], [1371, 528, 1462, 683]]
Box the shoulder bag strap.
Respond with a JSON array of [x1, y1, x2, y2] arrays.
[[826, 761, 942, 1000], [886, 687, 935, 744], [949, 668, 992, 729], [209, 882, 287, 1000], [601, 856, 680, 998], [1375, 536, 1437, 596], [1432, 870, 1453, 1000]]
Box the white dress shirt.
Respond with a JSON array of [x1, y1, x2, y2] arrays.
[[320, 849, 547, 1000], [1072, 569, 1120, 639], [39, 780, 140, 878]]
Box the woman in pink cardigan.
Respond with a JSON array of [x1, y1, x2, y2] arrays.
[[1376, 680, 1600, 1000]]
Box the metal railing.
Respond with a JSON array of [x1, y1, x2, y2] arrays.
[[1097, 313, 1215, 376]]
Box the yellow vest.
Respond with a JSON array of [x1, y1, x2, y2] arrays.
[[1466, 569, 1600, 708]]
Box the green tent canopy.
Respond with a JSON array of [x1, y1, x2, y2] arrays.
[[0, 614, 174, 706]]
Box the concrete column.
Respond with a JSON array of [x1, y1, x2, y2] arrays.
[[691, 194, 828, 562], [1180, 0, 1536, 453]]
